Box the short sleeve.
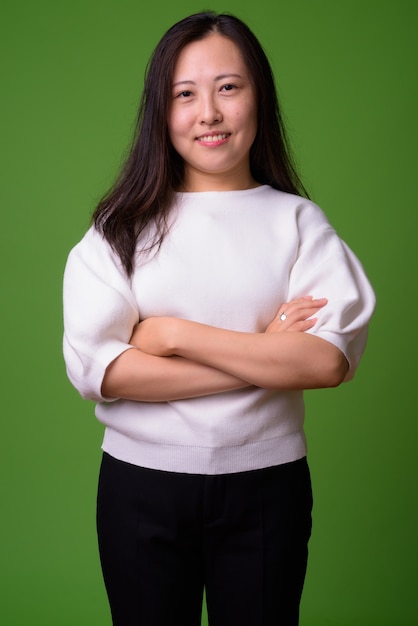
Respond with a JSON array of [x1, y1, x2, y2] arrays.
[[63, 227, 139, 401], [287, 202, 376, 381]]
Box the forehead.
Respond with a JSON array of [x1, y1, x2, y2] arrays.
[[172, 33, 249, 80]]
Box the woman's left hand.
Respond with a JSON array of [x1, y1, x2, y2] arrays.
[[265, 296, 327, 334]]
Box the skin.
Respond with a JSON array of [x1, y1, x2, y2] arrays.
[[101, 34, 349, 401], [168, 33, 258, 192], [103, 297, 346, 402]]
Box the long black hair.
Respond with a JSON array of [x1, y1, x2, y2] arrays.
[[93, 11, 309, 276]]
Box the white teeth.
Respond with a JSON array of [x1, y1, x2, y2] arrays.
[[199, 134, 229, 142]]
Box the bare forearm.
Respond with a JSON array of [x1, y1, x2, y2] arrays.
[[101, 347, 250, 402], [170, 320, 348, 390]]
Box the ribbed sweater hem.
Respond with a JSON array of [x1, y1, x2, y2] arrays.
[[101, 428, 307, 475]]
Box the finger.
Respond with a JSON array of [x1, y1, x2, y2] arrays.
[[275, 304, 324, 325], [276, 297, 327, 320], [286, 297, 327, 311], [285, 318, 318, 333]]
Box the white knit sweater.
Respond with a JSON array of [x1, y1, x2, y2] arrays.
[[63, 186, 375, 474]]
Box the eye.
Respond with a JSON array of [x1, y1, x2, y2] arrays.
[[221, 84, 236, 92], [176, 90, 193, 98]]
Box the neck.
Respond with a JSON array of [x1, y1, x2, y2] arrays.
[[181, 167, 260, 193]]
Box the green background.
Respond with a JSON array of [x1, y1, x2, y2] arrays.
[[1, 0, 417, 624]]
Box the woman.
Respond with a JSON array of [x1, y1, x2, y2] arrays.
[[63, 11, 375, 626]]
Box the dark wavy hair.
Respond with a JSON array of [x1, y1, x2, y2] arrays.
[[93, 11, 309, 276]]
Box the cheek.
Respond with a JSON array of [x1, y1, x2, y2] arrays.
[[232, 102, 257, 125], [167, 109, 186, 142], [171, 104, 193, 128]]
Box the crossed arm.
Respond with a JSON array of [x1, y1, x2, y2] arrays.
[[101, 296, 348, 402]]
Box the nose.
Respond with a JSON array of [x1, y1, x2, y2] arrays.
[[200, 94, 222, 125]]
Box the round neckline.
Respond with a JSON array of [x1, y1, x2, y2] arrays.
[[175, 184, 268, 197]]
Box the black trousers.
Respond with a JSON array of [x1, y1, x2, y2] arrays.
[[97, 453, 313, 626]]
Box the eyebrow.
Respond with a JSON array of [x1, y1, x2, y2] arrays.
[[172, 73, 244, 87]]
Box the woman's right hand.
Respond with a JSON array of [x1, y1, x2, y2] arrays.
[[265, 296, 327, 334]]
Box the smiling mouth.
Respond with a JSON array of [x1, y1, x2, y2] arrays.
[[197, 133, 231, 143]]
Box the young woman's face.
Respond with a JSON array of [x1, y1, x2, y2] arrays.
[[168, 33, 258, 191]]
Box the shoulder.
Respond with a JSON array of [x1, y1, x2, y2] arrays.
[[65, 225, 126, 279], [67, 225, 116, 261], [260, 186, 332, 230], [68, 224, 109, 254]]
